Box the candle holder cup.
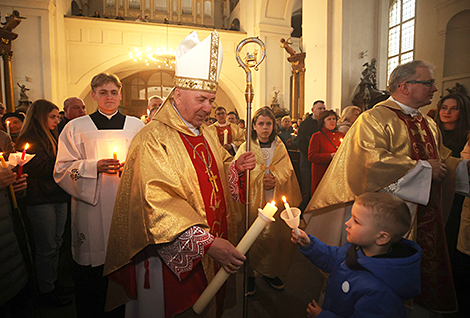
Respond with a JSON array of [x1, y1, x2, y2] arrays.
[[280, 207, 301, 236]]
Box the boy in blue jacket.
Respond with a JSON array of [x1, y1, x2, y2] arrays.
[[292, 192, 422, 318]]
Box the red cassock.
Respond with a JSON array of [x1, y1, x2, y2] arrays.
[[308, 127, 345, 195]]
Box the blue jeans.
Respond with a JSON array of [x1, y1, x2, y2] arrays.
[[27, 202, 67, 293], [299, 153, 312, 212]]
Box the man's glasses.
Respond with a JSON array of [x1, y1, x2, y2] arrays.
[[402, 79, 436, 88]]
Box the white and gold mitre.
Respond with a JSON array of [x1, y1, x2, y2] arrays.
[[174, 30, 223, 94]]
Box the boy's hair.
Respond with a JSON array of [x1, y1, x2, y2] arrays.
[[91, 73, 122, 92], [355, 192, 411, 244]]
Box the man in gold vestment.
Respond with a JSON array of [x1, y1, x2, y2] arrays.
[[103, 31, 255, 318], [305, 60, 470, 313]]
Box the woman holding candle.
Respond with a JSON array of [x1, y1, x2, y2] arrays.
[[16, 99, 71, 307], [234, 107, 301, 294], [308, 110, 344, 195], [2, 112, 24, 144]]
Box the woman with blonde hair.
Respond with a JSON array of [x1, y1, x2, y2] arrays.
[[16, 99, 71, 307], [337, 106, 361, 134]]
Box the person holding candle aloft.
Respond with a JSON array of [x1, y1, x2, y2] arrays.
[[2, 112, 24, 144], [292, 192, 421, 318], [54, 73, 144, 317], [103, 31, 255, 318], [208, 106, 245, 155], [308, 110, 344, 195], [234, 106, 301, 294], [15, 99, 72, 307]]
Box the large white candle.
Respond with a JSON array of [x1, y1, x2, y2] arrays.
[[6, 121, 10, 137], [193, 201, 277, 314], [282, 196, 300, 236], [223, 129, 228, 145]]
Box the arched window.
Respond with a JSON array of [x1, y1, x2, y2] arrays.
[[182, 0, 192, 15], [155, 0, 167, 12], [387, 0, 415, 81], [131, 77, 146, 100], [204, 1, 211, 18]]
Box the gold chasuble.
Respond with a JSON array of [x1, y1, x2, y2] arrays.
[[103, 97, 237, 314], [305, 99, 460, 312], [235, 137, 301, 278]]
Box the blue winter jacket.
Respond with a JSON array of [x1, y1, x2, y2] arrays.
[[300, 235, 421, 318]]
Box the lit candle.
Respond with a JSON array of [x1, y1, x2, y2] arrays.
[[0, 153, 18, 209], [113, 147, 118, 160], [223, 129, 228, 145], [340, 138, 343, 143], [6, 121, 10, 137], [17, 143, 29, 178], [282, 196, 300, 236], [193, 201, 278, 314]]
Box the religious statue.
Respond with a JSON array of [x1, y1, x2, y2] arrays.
[[352, 58, 389, 111], [17, 83, 30, 102], [1, 10, 26, 32], [445, 83, 467, 96], [244, 50, 258, 68], [272, 90, 280, 105], [280, 37, 296, 57]]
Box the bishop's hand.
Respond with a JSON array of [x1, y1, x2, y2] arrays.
[[207, 237, 246, 274], [236, 151, 256, 173]]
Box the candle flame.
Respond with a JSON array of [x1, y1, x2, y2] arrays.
[[282, 196, 287, 203], [340, 138, 343, 143], [0, 152, 3, 156], [113, 147, 118, 152], [25, 143, 29, 150], [6, 121, 9, 125], [270, 200, 276, 206]]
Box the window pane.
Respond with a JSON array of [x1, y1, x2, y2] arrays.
[[173, 0, 177, 14], [182, 0, 192, 15], [107, 0, 116, 7], [145, 0, 150, 10], [400, 51, 413, 64], [204, 1, 211, 17], [129, 0, 140, 9], [402, 0, 415, 21], [389, 0, 401, 28], [155, 0, 167, 11], [197, 2, 201, 16], [388, 26, 400, 57], [120, 0, 124, 8], [388, 56, 399, 81], [401, 20, 414, 52]]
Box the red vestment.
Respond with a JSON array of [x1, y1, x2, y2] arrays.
[[388, 107, 457, 312], [161, 133, 228, 318]]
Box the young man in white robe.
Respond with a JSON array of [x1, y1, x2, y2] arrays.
[[54, 73, 144, 317]]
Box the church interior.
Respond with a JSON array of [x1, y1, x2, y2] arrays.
[[1, 1, 470, 317]]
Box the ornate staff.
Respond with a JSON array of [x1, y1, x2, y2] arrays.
[[235, 37, 266, 318], [191, 38, 266, 316]]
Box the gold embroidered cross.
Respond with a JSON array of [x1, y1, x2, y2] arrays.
[[207, 168, 219, 193]]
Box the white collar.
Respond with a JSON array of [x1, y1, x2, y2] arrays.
[[389, 96, 420, 117], [217, 122, 229, 127], [172, 103, 200, 136], [98, 109, 118, 119]]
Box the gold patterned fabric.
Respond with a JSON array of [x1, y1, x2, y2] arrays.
[[234, 137, 302, 278], [207, 123, 246, 148], [103, 90, 237, 309], [306, 99, 458, 216]]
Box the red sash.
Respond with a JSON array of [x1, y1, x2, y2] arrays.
[[387, 108, 457, 312]]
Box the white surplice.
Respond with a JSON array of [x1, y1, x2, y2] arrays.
[[54, 115, 144, 266]]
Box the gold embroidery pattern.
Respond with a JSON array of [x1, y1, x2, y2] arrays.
[[174, 76, 218, 93], [209, 32, 219, 82]]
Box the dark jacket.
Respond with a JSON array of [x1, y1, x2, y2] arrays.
[[297, 114, 319, 155], [0, 187, 28, 305], [300, 235, 421, 318], [16, 132, 69, 206]]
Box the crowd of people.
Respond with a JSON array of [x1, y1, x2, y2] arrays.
[[0, 29, 469, 318]]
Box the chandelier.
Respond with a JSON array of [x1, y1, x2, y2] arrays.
[[129, 47, 176, 68]]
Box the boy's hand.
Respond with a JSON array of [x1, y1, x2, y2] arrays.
[[307, 299, 322, 318], [291, 228, 311, 247]]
